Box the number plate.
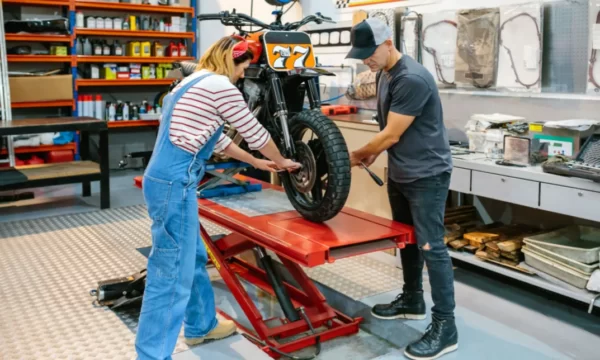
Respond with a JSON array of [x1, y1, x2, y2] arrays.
[[263, 31, 316, 71]]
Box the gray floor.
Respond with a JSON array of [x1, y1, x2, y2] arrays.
[[0, 171, 599, 360]]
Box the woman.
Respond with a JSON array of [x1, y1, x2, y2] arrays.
[[135, 35, 300, 360]]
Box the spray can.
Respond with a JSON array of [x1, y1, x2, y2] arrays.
[[95, 95, 104, 120]]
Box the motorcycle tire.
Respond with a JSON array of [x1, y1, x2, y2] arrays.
[[280, 110, 351, 223]]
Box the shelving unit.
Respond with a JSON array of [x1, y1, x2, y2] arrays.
[[107, 120, 159, 129], [12, 100, 75, 109], [75, 28, 195, 39], [0, 143, 77, 156], [7, 55, 72, 63], [3, 0, 71, 7], [3, 0, 196, 163], [76, 56, 193, 63], [5, 34, 71, 43], [75, 1, 193, 14], [76, 79, 174, 88]]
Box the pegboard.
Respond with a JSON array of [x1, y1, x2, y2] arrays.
[[542, 0, 589, 93]]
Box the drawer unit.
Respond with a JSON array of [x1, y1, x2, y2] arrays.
[[540, 184, 600, 223], [450, 167, 471, 193], [471, 171, 539, 208]]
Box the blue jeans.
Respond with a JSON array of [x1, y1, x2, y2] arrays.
[[135, 175, 218, 360], [388, 172, 455, 320]]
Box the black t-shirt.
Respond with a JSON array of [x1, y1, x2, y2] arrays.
[[377, 55, 452, 183]]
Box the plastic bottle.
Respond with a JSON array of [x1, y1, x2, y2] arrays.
[[93, 41, 102, 56], [77, 95, 83, 116], [155, 104, 161, 115], [116, 100, 124, 121], [123, 102, 130, 120], [95, 95, 104, 120], [108, 103, 116, 121], [132, 104, 140, 120], [123, 17, 130, 31], [83, 38, 92, 56], [76, 12, 84, 28], [76, 38, 83, 55], [103, 41, 111, 56], [159, 19, 165, 32], [87, 95, 94, 117]]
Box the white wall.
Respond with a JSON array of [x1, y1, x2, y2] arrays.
[[198, 0, 302, 55]]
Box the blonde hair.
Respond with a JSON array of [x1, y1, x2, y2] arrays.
[[196, 36, 240, 83]]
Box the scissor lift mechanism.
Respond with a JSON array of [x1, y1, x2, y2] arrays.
[[133, 176, 414, 358]]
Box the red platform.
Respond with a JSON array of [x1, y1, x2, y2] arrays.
[[134, 175, 414, 358]]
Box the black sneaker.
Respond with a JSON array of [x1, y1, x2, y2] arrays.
[[371, 291, 426, 320], [404, 316, 458, 360]]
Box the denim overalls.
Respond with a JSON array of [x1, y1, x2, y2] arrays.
[[135, 73, 221, 360]]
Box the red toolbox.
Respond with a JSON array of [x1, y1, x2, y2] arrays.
[[46, 150, 74, 164], [321, 105, 358, 116]]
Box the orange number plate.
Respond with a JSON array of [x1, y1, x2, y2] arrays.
[[263, 31, 316, 71]]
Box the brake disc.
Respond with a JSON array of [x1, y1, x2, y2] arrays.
[[290, 142, 317, 194]]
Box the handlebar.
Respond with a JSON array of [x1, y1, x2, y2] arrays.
[[197, 10, 334, 32]]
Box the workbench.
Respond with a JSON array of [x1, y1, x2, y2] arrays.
[[133, 175, 414, 357], [449, 152, 600, 311], [0, 117, 110, 209]]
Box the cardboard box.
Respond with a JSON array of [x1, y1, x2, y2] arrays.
[[9, 75, 73, 103]]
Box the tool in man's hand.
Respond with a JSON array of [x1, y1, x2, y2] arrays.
[[360, 161, 384, 186]]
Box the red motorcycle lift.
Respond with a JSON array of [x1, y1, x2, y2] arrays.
[[134, 176, 414, 358]]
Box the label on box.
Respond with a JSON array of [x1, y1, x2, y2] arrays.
[[529, 123, 543, 132]]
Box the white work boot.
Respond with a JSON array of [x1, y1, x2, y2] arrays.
[[185, 319, 237, 346]]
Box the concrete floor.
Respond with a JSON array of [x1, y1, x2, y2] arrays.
[[1, 170, 599, 360]]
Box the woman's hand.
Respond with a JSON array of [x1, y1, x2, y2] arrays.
[[251, 158, 278, 172], [274, 159, 302, 172]]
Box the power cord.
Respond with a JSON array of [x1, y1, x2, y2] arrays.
[[241, 307, 321, 360]]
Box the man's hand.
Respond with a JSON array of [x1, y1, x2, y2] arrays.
[[350, 151, 362, 167], [350, 152, 378, 168]]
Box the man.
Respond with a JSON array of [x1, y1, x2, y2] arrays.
[[345, 18, 457, 360]]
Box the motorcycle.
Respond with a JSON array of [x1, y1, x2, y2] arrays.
[[177, 9, 352, 223]]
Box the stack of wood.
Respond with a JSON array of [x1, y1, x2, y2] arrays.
[[463, 224, 537, 269], [443, 205, 479, 246]]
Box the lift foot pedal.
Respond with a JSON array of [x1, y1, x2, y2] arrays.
[[90, 269, 146, 309]]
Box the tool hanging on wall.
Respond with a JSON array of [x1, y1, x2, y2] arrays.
[[422, 19, 457, 86], [589, 11, 600, 92], [499, 11, 543, 89]]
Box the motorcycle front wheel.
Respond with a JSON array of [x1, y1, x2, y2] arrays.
[[279, 110, 351, 223]]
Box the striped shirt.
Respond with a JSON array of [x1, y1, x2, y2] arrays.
[[167, 69, 270, 154]]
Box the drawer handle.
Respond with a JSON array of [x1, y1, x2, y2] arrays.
[[578, 192, 583, 197]]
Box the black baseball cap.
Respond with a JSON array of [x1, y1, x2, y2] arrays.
[[346, 18, 393, 60]]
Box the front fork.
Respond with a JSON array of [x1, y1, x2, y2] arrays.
[[269, 73, 321, 157], [269, 73, 295, 157]]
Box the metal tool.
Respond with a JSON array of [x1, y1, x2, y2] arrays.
[[360, 161, 384, 186]]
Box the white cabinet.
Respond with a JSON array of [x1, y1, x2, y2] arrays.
[[471, 171, 540, 208], [540, 184, 600, 223], [450, 167, 471, 193]]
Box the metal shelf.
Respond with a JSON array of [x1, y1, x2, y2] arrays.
[[76, 79, 173, 87], [107, 120, 159, 128], [11, 100, 74, 109], [2, 0, 70, 6], [449, 250, 600, 311], [76, 56, 193, 63], [0, 143, 77, 156], [75, 28, 194, 39], [5, 34, 71, 43], [7, 55, 71, 63], [75, 1, 193, 14]]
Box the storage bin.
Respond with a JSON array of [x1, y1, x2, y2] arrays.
[[524, 226, 600, 264], [523, 247, 591, 289]]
